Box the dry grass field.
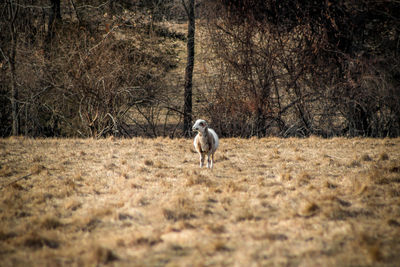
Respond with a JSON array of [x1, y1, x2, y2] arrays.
[[1, 136, 400, 266]]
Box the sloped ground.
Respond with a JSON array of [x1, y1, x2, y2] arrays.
[[1, 137, 400, 266]]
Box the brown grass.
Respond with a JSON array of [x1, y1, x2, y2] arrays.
[[0, 137, 400, 266]]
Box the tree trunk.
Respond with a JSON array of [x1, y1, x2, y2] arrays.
[[182, 0, 195, 137], [49, 0, 61, 26], [45, 0, 61, 54], [10, 49, 18, 136], [7, 0, 19, 136]]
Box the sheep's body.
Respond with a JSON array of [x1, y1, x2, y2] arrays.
[[192, 119, 219, 168]]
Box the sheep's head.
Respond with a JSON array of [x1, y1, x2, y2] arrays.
[[192, 119, 208, 134]]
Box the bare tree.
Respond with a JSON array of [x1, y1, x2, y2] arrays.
[[182, 0, 195, 137], [45, 0, 61, 55], [200, 0, 400, 137], [4, 0, 20, 135]]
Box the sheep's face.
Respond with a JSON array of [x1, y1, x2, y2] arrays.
[[192, 119, 208, 134]]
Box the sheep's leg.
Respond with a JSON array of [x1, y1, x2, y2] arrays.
[[207, 152, 213, 169], [200, 153, 205, 168]]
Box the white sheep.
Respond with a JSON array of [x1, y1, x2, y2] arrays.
[[192, 119, 219, 168]]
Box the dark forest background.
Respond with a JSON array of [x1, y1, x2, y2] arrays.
[[1, 0, 399, 138]]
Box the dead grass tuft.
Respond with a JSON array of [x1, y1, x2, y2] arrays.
[[236, 208, 260, 221], [64, 177, 78, 190], [267, 233, 288, 241], [163, 196, 197, 221], [11, 183, 24, 190], [207, 224, 226, 234], [0, 230, 17, 241], [387, 219, 400, 227], [368, 166, 400, 184], [104, 162, 117, 170], [358, 234, 383, 262], [0, 165, 15, 177], [226, 181, 246, 192], [361, 153, 372, 161], [254, 232, 289, 241], [121, 171, 130, 179], [166, 221, 196, 233], [30, 164, 46, 175], [92, 246, 119, 264], [348, 159, 362, 168], [131, 234, 162, 247], [354, 183, 369, 196], [137, 196, 150, 206], [389, 164, 400, 173], [138, 166, 149, 173], [279, 172, 292, 182], [130, 182, 143, 189], [32, 155, 43, 162], [325, 181, 338, 189], [64, 199, 82, 210], [295, 155, 306, 161], [163, 208, 197, 221], [378, 152, 389, 161], [154, 160, 166, 168], [72, 171, 84, 181], [212, 240, 231, 252], [186, 172, 214, 187], [368, 245, 383, 262], [92, 207, 113, 218], [1, 188, 23, 207], [297, 172, 311, 186], [368, 168, 385, 184], [21, 232, 59, 249], [219, 154, 229, 161], [79, 217, 102, 232], [299, 201, 319, 217], [144, 159, 154, 166], [41, 216, 63, 230]]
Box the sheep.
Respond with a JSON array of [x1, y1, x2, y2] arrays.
[[192, 119, 219, 168]]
